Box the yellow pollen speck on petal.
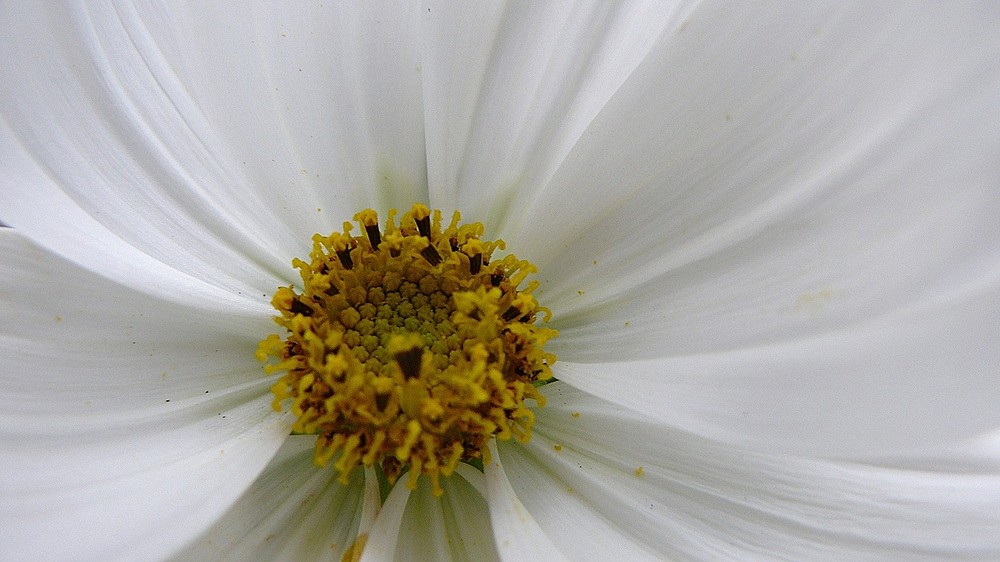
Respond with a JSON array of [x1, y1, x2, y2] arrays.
[[634, 466, 645, 477], [341, 533, 367, 562], [258, 205, 558, 495]]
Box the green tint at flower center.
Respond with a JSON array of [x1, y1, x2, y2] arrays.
[[258, 205, 557, 495]]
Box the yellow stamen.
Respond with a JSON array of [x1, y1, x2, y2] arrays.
[[259, 205, 557, 495]]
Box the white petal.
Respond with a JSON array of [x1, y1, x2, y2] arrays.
[[0, 230, 289, 560], [499, 383, 1000, 560], [0, 3, 282, 307], [1, 397, 289, 562], [174, 436, 368, 561], [0, 120, 266, 314], [513, 3, 1000, 360], [146, 1, 429, 212], [391, 466, 500, 562], [359, 472, 413, 562], [556, 273, 1000, 456], [509, 3, 1000, 456], [420, 1, 694, 232], [1, 229, 275, 424], [357, 466, 384, 538], [1, 2, 428, 307], [484, 441, 570, 562]]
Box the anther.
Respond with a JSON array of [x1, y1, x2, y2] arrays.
[[421, 245, 443, 266], [355, 209, 382, 250], [463, 239, 484, 275], [383, 231, 404, 258], [390, 334, 425, 380], [290, 298, 314, 317], [501, 307, 521, 322], [336, 249, 353, 270], [412, 204, 432, 238], [330, 233, 355, 270]]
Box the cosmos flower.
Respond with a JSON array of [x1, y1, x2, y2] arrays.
[[3, 2, 1000, 560]]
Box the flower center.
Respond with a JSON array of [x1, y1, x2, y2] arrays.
[[257, 204, 557, 495]]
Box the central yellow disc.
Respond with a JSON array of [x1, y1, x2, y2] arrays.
[[258, 204, 557, 495]]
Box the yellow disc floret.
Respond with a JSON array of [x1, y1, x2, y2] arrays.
[[258, 205, 557, 496]]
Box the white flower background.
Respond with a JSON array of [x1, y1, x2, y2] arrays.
[[2, 2, 1000, 561]]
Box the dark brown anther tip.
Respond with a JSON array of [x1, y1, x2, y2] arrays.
[[501, 307, 522, 322], [415, 216, 432, 238], [421, 245, 442, 266], [290, 298, 314, 317], [394, 347, 423, 380], [365, 224, 382, 250], [336, 248, 354, 270]]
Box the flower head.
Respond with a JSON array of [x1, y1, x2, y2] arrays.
[[3, 2, 1000, 560]]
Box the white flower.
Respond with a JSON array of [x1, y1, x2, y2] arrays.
[[3, 2, 1000, 560]]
